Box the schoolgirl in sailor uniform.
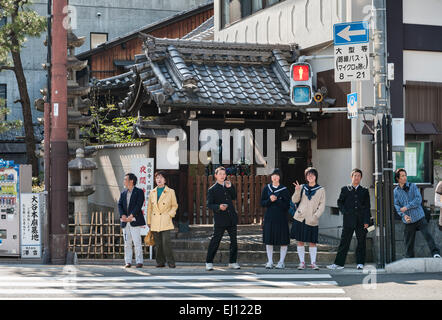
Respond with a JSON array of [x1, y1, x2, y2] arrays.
[[261, 168, 290, 269], [291, 167, 325, 270]]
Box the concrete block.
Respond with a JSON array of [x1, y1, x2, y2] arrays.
[[424, 258, 442, 273], [385, 258, 438, 273]]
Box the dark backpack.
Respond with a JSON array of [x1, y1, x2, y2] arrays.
[[289, 187, 304, 217]]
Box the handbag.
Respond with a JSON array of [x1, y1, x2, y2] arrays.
[[144, 230, 155, 246]]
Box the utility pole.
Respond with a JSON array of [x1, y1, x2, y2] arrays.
[[372, 0, 395, 268], [42, 0, 52, 265], [49, 0, 68, 264]]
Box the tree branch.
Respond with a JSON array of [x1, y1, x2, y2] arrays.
[[0, 65, 15, 72]]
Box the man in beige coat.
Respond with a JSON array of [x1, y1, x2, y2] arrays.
[[147, 171, 178, 268]]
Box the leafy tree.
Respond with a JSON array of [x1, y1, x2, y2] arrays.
[[0, 0, 47, 175], [0, 100, 22, 134], [82, 104, 146, 145]]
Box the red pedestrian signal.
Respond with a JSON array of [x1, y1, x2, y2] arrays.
[[290, 63, 313, 106], [292, 64, 310, 81]]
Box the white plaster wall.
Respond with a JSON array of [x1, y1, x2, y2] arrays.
[[215, 0, 345, 48], [215, 0, 371, 49], [88, 143, 150, 214], [403, 0, 442, 26], [310, 121, 352, 237], [403, 50, 442, 83]]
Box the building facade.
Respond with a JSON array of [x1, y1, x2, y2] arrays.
[[0, 0, 211, 168], [213, 0, 442, 237], [0, 0, 211, 122]]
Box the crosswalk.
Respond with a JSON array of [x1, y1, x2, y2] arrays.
[[0, 273, 350, 300]]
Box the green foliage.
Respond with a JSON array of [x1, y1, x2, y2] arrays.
[[82, 104, 146, 145], [0, 0, 47, 66], [0, 105, 22, 134]]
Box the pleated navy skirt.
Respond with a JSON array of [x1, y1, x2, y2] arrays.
[[263, 212, 290, 245], [290, 219, 319, 243]]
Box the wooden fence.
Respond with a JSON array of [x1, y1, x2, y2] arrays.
[[68, 212, 151, 259], [187, 175, 269, 225]]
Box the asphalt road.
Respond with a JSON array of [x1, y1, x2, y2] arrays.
[[0, 263, 440, 301]]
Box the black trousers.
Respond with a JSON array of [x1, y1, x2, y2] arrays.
[[153, 230, 175, 266], [334, 224, 367, 266], [206, 225, 238, 263], [404, 218, 440, 258]]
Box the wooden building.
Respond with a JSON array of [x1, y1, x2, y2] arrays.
[[76, 2, 214, 81]]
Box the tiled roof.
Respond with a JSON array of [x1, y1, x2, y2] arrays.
[[90, 71, 136, 91], [182, 16, 214, 41], [115, 35, 299, 114]]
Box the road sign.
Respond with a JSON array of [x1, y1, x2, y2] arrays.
[[334, 21, 370, 83], [347, 92, 358, 119], [334, 21, 369, 45]]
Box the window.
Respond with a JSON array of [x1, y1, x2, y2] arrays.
[[393, 141, 433, 185], [0, 84, 6, 121], [220, 0, 285, 29], [90, 32, 108, 49]]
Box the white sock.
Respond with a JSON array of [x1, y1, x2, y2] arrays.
[[297, 246, 305, 264], [279, 246, 288, 263], [266, 245, 273, 264], [309, 246, 317, 265]]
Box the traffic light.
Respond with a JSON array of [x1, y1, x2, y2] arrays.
[[290, 63, 313, 106]]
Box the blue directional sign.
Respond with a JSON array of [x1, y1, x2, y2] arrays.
[[347, 92, 358, 119], [334, 21, 369, 45]]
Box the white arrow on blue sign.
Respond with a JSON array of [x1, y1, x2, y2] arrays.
[[334, 21, 369, 45]]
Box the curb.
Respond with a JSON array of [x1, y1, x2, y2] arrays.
[[385, 258, 442, 273]]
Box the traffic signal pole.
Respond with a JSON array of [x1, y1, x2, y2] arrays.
[[372, 0, 395, 267]]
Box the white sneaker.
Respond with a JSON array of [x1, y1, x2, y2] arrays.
[[327, 264, 344, 270], [275, 262, 285, 269], [297, 262, 305, 270], [434, 254, 441, 258], [265, 262, 274, 269], [228, 263, 241, 269], [310, 263, 320, 270], [205, 263, 213, 271], [357, 264, 364, 270]]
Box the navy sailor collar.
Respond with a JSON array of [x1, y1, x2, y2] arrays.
[[267, 184, 287, 193]]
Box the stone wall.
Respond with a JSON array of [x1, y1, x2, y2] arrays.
[[84, 142, 150, 220], [394, 219, 442, 258]]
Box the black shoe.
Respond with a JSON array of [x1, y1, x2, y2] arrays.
[[124, 263, 131, 268], [156, 264, 166, 268], [136, 264, 143, 268], [168, 263, 176, 268]]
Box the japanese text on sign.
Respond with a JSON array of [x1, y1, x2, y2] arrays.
[[335, 45, 370, 82]]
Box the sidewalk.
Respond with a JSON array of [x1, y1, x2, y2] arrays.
[[0, 257, 383, 275]]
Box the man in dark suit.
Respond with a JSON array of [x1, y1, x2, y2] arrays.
[[205, 166, 240, 271], [327, 168, 371, 270], [118, 173, 146, 268]]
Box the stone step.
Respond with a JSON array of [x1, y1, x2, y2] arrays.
[[172, 249, 359, 264], [172, 225, 263, 239], [170, 239, 336, 252]]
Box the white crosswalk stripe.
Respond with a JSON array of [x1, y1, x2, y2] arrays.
[[0, 273, 351, 300]]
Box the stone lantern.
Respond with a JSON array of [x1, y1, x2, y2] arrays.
[[68, 148, 97, 231]]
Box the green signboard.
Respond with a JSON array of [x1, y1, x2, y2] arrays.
[[393, 141, 433, 184]]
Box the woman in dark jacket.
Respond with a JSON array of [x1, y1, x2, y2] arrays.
[[261, 168, 290, 269]]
